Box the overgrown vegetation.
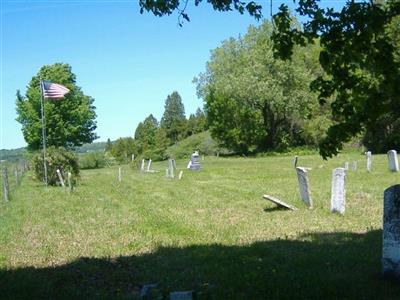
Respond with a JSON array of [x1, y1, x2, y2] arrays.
[[1, 154, 400, 298]]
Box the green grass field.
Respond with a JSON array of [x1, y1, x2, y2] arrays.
[[1, 153, 400, 299]]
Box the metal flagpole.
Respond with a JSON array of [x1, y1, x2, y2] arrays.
[[39, 79, 48, 186]]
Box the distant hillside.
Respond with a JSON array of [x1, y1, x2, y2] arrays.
[[74, 141, 107, 153], [0, 147, 27, 162]]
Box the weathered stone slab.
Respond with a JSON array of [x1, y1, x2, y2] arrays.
[[147, 159, 152, 172], [170, 291, 193, 300], [189, 151, 201, 171], [387, 150, 399, 172], [178, 170, 183, 180], [344, 162, 349, 171], [295, 167, 313, 208], [141, 159, 145, 172], [366, 151, 372, 172], [382, 185, 400, 281], [331, 168, 346, 214], [352, 161, 357, 171], [263, 194, 297, 210]]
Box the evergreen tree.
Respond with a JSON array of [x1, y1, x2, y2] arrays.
[[160, 91, 187, 143]]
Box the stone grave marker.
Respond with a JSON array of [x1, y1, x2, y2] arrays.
[[56, 169, 65, 187], [141, 159, 145, 172], [330, 168, 346, 214], [387, 150, 399, 172], [382, 185, 400, 281], [189, 151, 201, 171], [263, 194, 297, 210], [295, 167, 313, 208], [118, 167, 122, 182], [352, 161, 357, 171], [170, 291, 193, 300], [178, 170, 183, 180], [344, 162, 349, 171], [147, 159, 152, 172], [366, 151, 372, 172], [67, 172, 73, 193]]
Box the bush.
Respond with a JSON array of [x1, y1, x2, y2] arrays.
[[79, 152, 106, 169], [32, 147, 79, 186], [166, 131, 226, 159]]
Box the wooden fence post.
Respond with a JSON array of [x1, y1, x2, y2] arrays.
[[2, 168, 10, 202]]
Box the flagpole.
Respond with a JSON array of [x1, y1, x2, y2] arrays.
[[39, 79, 48, 186]]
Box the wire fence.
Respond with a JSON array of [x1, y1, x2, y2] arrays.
[[1, 160, 29, 202]]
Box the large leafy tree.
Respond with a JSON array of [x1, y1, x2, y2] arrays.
[[16, 63, 97, 150], [139, 0, 400, 158], [134, 114, 159, 153], [196, 21, 323, 153], [160, 91, 187, 143]]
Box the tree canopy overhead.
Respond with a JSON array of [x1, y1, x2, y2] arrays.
[[16, 63, 98, 150], [139, 0, 400, 158]]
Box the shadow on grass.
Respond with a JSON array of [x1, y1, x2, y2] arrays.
[[1, 230, 399, 299]]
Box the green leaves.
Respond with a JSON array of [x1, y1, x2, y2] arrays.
[[15, 63, 98, 151]]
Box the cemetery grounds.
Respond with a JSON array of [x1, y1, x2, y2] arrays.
[[1, 153, 400, 299]]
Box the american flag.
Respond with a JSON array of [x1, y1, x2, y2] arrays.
[[41, 80, 70, 99]]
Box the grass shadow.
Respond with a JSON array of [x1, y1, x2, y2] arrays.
[[1, 230, 399, 299]]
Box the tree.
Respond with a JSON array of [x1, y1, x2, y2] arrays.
[[139, 0, 262, 25], [16, 63, 97, 150], [105, 138, 113, 152], [160, 91, 187, 143], [186, 107, 207, 136], [196, 21, 322, 153], [134, 114, 159, 153], [272, 0, 400, 157], [139, 0, 400, 158]]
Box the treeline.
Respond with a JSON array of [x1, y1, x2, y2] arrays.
[[107, 91, 207, 163]]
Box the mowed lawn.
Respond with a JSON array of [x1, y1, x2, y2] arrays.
[[1, 153, 400, 299]]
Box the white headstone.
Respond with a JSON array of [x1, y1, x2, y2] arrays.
[[352, 161, 357, 171], [344, 162, 349, 170], [366, 151, 372, 172], [141, 159, 145, 172], [295, 167, 313, 208], [189, 151, 201, 171], [67, 172, 72, 193], [382, 185, 400, 281], [147, 159, 152, 172], [387, 150, 399, 172], [56, 169, 65, 187], [331, 168, 346, 214], [118, 167, 122, 182], [178, 170, 183, 180]]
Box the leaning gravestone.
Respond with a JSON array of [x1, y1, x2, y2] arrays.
[[263, 194, 297, 210], [295, 167, 313, 208], [331, 168, 346, 214], [382, 185, 400, 281], [189, 151, 201, 171], [387, 150, 399, 172], [366, 151, 372, 172]]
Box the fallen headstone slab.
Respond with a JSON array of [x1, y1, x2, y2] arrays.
[[262, 194, 297, 210], [140, 283, 158, 299], [170, 291, 193, 300]]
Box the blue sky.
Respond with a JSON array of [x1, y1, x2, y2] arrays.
[[1, 0, 345, 150]]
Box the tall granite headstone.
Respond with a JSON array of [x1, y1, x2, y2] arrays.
[[295, 167, 313, 208], [331, 168, 346, 214], [189, 151, 201, 171], [366, 151, 372, 172], [382, 185, 400, 281], [387, 150, 399, 172]]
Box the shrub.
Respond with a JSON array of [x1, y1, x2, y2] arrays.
[[32, 147, 79, 186], [79, 152, 106, 169]]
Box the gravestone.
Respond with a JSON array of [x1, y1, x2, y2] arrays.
[[387, 150, 399, 172], [382, 185, 400, 281], [263, 194, 297, 210], [67, 172, 73, 193], [170, 291, 193, 300], [147, 159, 152, 172], [56, 169, 65, 187], [366, 151, 372, 172], [131, 154, 135, 162], [352, 161, 357, 171], [344, 162, 349, 171], [118, 167, 122, 182], [178, 170, 183, 180], [295, 167, 313, 208], [331, 168, 346, 214], [166, 159, 175, 178], [189, 151, 201, 171], [141, 159, 145, 172]]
